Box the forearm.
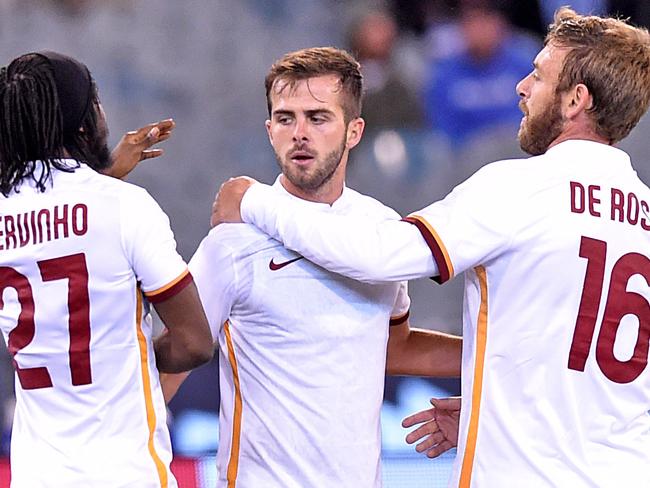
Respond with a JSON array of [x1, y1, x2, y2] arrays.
[[152, 282, 214, 373], [387, 328, 461, 377], [241, 184, 438, 283], [160, 371, 191, 403], [153, 332, 211, 373]]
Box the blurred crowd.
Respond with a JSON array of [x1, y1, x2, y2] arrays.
[[1, 0, 650, 456]]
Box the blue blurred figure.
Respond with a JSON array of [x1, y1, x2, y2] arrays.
[[423, 0, 539, 146]]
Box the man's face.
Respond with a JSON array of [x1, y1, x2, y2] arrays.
[[516, 44, 568, 155], [266, 74, 355, 200]]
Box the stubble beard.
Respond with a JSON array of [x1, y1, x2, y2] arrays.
[[518, 93, 565, 156], [276, 136, 347, 192]]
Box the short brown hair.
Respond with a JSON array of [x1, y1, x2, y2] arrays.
[[546, 7, 650, 144], [265, 47, 363, 123]]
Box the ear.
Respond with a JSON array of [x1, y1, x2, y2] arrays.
[[346, 117, 365, 150], [265, 119, 272, 144], [564, 83, 593, 120]]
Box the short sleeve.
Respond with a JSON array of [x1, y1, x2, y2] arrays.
[[120, 187, 190, 301], [389, 281, 411, 326], [406, 163, 518, 283], [188, 227, 237, 341]]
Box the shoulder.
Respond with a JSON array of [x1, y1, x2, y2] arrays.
[[442, 156, 543, 210], [343, 187, 402, 220], [103, 176, 153, 201], [465, 156, 540, 188], [198, 222, 275, 257], [71, 167, 154, 202]]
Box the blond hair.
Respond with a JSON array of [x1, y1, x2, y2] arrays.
[[546, 7, 650, 143]]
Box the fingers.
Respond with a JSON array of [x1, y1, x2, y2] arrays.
[[209, 176, 256, 227], [430, 397, 461, 411], [402, 408, 435, 428], [145, 126, 161, 143], [140, 149, 164, 160], [425, 439, 454, 459], [156, 118, 175, 131], [241, 175, 258, 185], [414, 430, 446, 453], [156, 132, 172, 143], [127, 123, 156, 144], [152, 119, 175, 140], [129, 119, 175, 146], [405, 420, 439, 445]]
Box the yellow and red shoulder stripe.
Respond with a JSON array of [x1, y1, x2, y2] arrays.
[[144, 269, 193, 303], [402, 215, 454, 283]]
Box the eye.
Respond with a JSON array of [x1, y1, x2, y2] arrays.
[[310, 115, 327, 124], [276, 115, 293, 125]]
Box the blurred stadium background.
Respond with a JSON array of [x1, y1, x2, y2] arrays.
[[0, 0, 648, 486]]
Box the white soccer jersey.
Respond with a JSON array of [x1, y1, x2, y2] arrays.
[[189, 178, 410, 488], [241, 140, 650, 487], [0, 161, 191, 488]]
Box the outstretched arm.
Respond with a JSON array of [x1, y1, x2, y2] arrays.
[[402, 397, 461, 458], [386, 320, 461, 377], [212, 178, 439, 283], [104, 118, 176, 180]]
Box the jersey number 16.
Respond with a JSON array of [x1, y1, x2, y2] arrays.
[[568, 236, 650, 383]]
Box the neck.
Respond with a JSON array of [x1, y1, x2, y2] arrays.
[[547, 126, 610, 152], [280, 149, 349, 205], [279, 175, 344, 205]]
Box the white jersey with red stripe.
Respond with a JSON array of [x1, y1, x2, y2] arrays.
[[189, 178, 410, 488], [0, 161, 190, 488], [240, 140, 650, 487]]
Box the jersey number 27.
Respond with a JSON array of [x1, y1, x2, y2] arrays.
[[0, 253, 91, 390]]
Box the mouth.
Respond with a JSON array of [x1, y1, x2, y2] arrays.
[[518, 101, 528, 116], [289, 150, 315, 166]]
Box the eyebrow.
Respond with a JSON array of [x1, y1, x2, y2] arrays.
[[272, 108, 335, 117]]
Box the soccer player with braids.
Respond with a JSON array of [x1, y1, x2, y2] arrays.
[[0, 52, 212, 487]]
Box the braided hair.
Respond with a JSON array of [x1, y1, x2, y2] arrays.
[[0, 53, 110, 197]]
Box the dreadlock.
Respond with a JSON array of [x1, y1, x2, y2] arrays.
[[0, 53, 110, 197], [63, 87, 112, 175]]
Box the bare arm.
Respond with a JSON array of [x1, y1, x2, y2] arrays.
[[159, 371, 191, 404], [159, 340, 218, 404], [153, 281, 213, 373], [386, 320, 461, 377]]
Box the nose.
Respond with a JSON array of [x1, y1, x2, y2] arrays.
[[292, 117, 309, 142], [516, 73, 530, 99]]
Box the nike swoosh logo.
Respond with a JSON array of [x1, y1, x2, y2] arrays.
[[269, 256, 304, 271]]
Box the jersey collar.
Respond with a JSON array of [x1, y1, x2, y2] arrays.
[[545, 139, 632, 169], [271, 175, 351, 212]]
